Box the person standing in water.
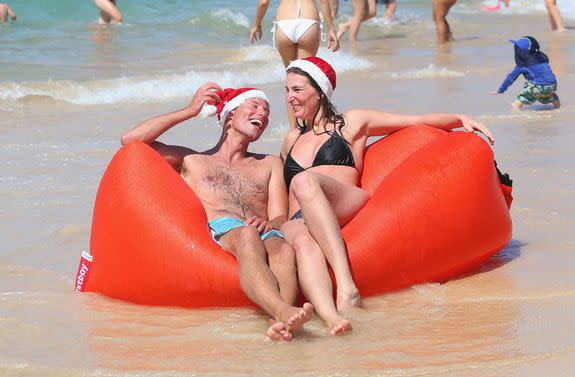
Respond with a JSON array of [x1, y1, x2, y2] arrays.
[[543, 0, 565, 31], [250, 0, 339, 129], [94, 0, 122, 24], [433, 0, 509, 44]]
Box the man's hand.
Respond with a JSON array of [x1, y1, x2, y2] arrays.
[[245, 216, 273, 234], [188, 82, 223, 117]]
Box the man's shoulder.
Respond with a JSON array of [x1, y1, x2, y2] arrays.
[[247, 152, 282, 165]]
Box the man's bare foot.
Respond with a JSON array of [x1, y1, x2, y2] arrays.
[[326, 315, 352, 336], [277, 302, 313, 334], [337, 288, 361, 310], [265, 322, 292, 342]]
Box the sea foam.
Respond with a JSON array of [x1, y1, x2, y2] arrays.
[[0, 47, 372, 106]]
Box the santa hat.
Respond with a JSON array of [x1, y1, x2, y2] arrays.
[[200, 87, 269, 126], [286, 57, 336, 99]]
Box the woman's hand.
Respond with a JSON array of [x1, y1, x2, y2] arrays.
[[250, 25, 263, 43], [327, 29, 340, 52], [459, 115, 495, 145], [245, 216, 273, 234]]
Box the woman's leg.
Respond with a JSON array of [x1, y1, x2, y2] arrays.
[[384, 0, 397, 22], [433, 0, 456, 44], [281, 220, 352, 335], [545, 0, 565, 31], [337, 0, 369, 42], [290, 171, 370, 309], [94, 0, 122, 24]]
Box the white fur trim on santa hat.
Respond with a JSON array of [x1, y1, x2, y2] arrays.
[[199, 103, 217, 118], [287, 59, 333, 99], [218, 89, 269, 126]]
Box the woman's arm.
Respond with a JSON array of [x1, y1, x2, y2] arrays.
[[345, 109, 495, 144], [316, 0, 340, 51], [267, 156, 290, 229], [250, 0, 270, 43]]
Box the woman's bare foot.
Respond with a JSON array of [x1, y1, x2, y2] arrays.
[[277, 302, 314, 334], [337, 287, 361, 310], [336, 23, 349, 40], [326, 315, 352, 336], [265, 322, 292, 341]]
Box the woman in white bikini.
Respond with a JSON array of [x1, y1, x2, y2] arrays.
[[250, 0, 339, 66], [250, 0, 339, 129]]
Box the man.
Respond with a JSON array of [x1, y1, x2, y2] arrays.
[[121, 83, 313, 341]]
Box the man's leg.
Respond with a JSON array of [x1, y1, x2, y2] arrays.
[[263, 237, 298, 305], [219, 226, 312, 340]]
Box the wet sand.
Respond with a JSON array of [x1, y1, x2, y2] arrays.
[[1, 10, 574, 377]]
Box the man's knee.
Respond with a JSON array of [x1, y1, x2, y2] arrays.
[[290, 171, 319, 202], [278, 241, 296, 267]]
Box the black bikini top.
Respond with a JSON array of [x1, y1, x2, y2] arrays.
[[284, 129, 356, 188]]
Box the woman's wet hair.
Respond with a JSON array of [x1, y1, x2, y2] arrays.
[[287, 67, 346, 137]]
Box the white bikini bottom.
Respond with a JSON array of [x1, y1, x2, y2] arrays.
[[272, 18, 325, 49]]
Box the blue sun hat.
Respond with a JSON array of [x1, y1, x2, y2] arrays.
[[509, 37, 531, 52]]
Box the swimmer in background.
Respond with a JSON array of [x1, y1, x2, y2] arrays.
[[0, 3, 16, 23], [94, 0, 122, 24]]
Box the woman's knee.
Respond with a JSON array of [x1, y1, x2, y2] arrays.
[[544, 0, 556, 8], [292, 233, 322, 259], [290, 171, 319, 202]]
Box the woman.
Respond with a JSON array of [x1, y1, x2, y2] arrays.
[[279, 57, 494, 335], [250, 0, 339, 129], [250, 0, 339, 66]]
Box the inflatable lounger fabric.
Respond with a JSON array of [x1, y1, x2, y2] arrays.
[[76, 126, 513, 307]]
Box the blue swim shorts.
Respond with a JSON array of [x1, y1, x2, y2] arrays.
[[208, 217, 284, 247]]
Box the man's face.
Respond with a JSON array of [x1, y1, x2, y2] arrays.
[[227, 98, 270, 141]]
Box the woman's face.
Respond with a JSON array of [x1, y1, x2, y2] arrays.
[[285, 72, 321, 121]]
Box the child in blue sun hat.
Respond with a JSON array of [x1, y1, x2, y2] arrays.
[[493, 36, 561, 110]]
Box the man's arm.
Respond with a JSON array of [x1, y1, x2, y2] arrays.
[[120, 82, 222, 170]]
